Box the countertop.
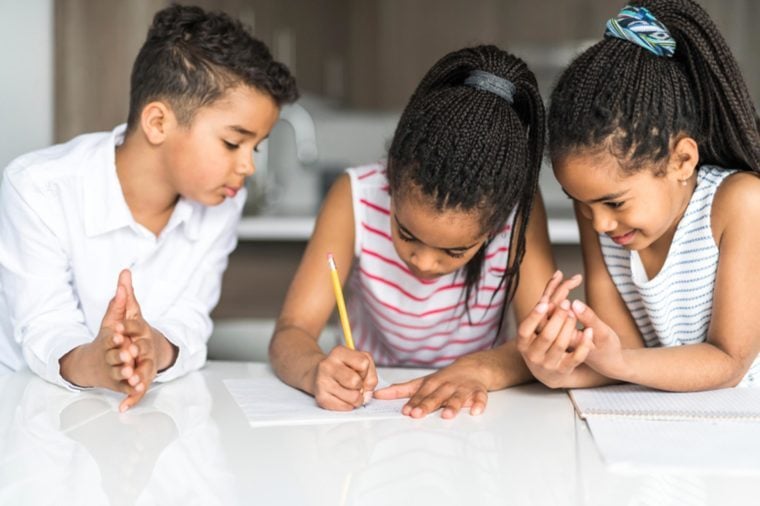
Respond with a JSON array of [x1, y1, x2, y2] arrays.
[[2, 361, 758, 505]]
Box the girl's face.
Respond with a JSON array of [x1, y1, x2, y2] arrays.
[[552, 147, 695, 252], [390, 192, 490, 280]]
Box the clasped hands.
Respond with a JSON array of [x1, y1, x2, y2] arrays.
[[516, 271, 626, 387], [61, 269, 177, 412]]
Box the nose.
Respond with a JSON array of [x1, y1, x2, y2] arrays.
[[410, 247, 437, 273], [238, 152, 255, 176], [591, 208, 617, 234]]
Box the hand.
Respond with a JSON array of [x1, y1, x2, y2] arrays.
[[312, 346, 378, 411], [59, 271, 138, 392], [570, 300, 628, 379], [533, 270, 584, 333], [117, 270, 178, 412], [373, 356, 489, 419], [516, 272, 593, 388]]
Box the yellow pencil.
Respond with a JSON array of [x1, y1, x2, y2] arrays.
[[327, 253, 355, 350]]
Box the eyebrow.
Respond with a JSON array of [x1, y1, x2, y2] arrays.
[[561, 187, 629, 204], [394, 215, 480, 252], [227, 125, 256, 136]]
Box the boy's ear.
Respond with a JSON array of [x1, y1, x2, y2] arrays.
[[140, 101, 176, 145], [669, 136, 699, 182]]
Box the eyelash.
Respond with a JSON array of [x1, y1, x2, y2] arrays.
[[399, 232, 415, 243], [224, 141, 261, 154], [605, 202, 624, 209]]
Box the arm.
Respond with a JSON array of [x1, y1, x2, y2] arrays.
[[268, 174, 377, 410], [579, 173, 760, 390], [0, 172, 114, 388], [375, 191, 556, 417]]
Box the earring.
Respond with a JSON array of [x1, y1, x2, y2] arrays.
[[678, 179, 688, 187]]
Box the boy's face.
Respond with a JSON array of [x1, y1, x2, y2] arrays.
[[163, 85, 279, 206]]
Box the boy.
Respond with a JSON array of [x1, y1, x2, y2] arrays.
[[0, 4, 298, 411]]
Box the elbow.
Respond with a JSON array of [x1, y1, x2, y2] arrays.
[[720, 355, 754, 388]]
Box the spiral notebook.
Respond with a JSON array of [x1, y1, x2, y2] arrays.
[[569, 384, 760, 421]]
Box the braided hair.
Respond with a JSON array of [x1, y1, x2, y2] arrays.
[[549, 0, 760, 174], [127, 4, 298, 132], [387, 45, 545, 323]]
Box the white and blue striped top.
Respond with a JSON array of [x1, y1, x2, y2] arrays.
[[600, 165, 760, 386]]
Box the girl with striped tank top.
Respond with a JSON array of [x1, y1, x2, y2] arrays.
[[270, 45, 564, 418], [517, 0, 760, 391]]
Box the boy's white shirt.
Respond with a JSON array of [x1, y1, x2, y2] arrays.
[[0, 124, 245, 389]]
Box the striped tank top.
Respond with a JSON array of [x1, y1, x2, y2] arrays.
[[601, 165, 760, 386], [346, 164, 513, 367]]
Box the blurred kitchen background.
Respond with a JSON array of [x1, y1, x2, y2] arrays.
[[2, 0, 759, 359]]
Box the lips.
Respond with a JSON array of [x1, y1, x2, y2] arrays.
[[610, 230, 636, 245], [224, 186, 241, 198]]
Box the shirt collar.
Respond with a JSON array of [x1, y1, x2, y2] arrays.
[[165, 197, 203, 241], [83, 124, 203, 241], [83, 124, 133, 237]]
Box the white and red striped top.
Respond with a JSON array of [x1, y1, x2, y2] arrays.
[[345, 163, 514, 367]]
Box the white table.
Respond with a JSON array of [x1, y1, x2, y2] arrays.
[[1, 361, 758, 505]]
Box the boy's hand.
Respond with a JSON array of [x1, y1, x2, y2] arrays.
[[60, 274, 137, 392], [374, 355, 489, 419], [312, 346, 378, 411], [116, 270, 178, 412]]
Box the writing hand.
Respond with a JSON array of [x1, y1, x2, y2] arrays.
[[312, 346, 378, 410]]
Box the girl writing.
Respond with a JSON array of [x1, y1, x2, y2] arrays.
[[269, 45, 563, 418]]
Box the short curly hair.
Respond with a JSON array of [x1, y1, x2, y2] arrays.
[[126, 4, 298, 131]]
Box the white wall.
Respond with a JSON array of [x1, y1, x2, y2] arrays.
[[0, 0, 53, 172]]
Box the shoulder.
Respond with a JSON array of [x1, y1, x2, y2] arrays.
[[711, 169, 760, 242], [2, 130, 113, 198], [346, 162, 388, 190]]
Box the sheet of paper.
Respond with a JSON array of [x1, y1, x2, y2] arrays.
[[224, 377, 408, 428], [586, 417, 760, 472], [570, 384, 760, 420]]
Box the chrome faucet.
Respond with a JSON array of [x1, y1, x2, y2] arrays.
[[279, 102, 318, 165], [245, 102, 318, 214]]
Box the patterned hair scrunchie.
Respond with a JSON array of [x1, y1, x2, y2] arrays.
[[604, 5, 676, 58]]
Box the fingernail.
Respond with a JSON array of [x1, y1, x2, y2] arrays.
[[120, 351, 129, 362], [135, 383, 145, 393], [572, 274, 582, 281], [560, 299, 571, 310], [553, 270, 561, 278], [572, 300, 586, 314], [121, 367, 132, 377], [535, 302, 549, 314], [130, 345, 138, 356], [363, 391, 373, 404], [114, 334, 123, 344], [471, 406, 483, 416]]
